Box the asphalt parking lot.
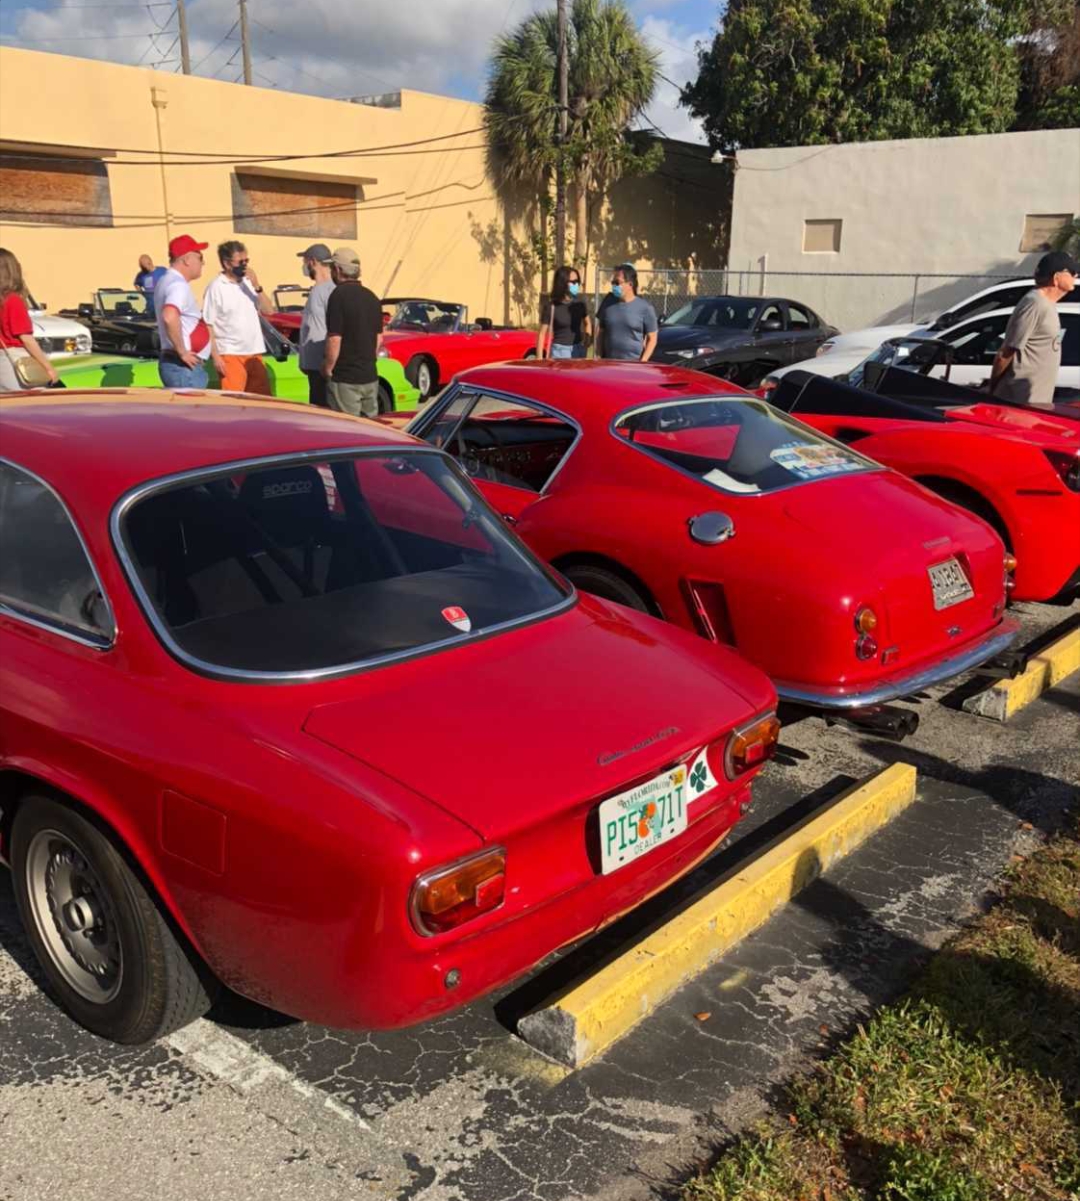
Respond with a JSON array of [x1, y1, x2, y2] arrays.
[[2, 600, 1078, 1201]]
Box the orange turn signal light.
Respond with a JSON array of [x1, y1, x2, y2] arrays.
[[1003, 554, 1018, 573], [725, 712, 781, 779], [411, 848, 506, 936], [854, 606, 878, 634]]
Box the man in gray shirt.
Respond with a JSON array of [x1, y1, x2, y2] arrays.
[[989, 250, 1076, 407], [297, 243, 336, 408], [596, 263, 659, 361]]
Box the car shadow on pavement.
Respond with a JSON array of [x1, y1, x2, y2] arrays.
[[0, 872, 46, 992], [496, 774, 858, 1033]]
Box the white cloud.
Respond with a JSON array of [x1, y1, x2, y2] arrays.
[[637, 15, 709, 144]]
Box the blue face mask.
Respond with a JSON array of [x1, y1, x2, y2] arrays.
[[568, 282, 580, 297], [611, 283, 623, 299]]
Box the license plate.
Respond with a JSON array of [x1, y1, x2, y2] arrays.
[[598, 765, 688, 875], [928, 557, 974, 610]]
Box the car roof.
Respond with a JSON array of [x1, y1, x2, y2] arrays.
[[383, 297, 461, 306], [0, 391, 418, 500], [674, 295, 795, 306], [945, 302, 1079, 329], [455, 360, 745, 422]]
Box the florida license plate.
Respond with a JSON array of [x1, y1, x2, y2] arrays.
[[598, 765, 688, 875], [928, 557, 974, 610]]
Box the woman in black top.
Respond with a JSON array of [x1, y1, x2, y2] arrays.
[[536, 264, 592, 359]]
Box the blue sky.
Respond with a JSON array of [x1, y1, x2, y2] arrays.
[[0, 0, 721, 143]]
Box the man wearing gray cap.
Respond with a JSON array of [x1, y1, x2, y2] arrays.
[[297, 243, 335, 408], [323, 247, 384, 418]]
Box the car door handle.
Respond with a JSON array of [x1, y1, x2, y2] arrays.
[[502, 512, 517, 525]]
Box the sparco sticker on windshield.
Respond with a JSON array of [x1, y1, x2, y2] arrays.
[[442, 606, 472, 633], [770, 441, 863, 480]]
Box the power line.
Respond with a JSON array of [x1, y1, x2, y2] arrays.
[[2, 30, 173, 41], [189, 18, 237, 72]]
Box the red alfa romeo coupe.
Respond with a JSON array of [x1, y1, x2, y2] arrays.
[[407, 361, 1020, 712], [768, 359, 1080, 605], [0, 391, 777, 1043]]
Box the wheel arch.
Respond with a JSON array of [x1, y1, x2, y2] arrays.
[[550, 551, 663, 617], [913, 474, 1013, 550], [406, 352, 439, 390]]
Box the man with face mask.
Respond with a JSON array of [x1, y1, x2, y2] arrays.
[[296, 243, 335, 407], [595, 263, 658, 361], [201, 239, 274, 396]]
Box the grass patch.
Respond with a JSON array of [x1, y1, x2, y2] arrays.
[[684, 815, 1080, 1201]]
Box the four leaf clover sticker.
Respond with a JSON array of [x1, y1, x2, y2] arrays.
[[690, 761, 708, 794]]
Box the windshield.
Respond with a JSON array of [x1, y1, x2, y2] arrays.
[[385, 300, 462, 331], [614, 398, 875, 494], [274, 286, 309, 312], [664, 297, 761, 330], [849, 339, 943, 388], [98, 291, 149, 317], [119, 449, 568, 677]]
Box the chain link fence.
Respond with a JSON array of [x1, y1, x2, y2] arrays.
[[594, 268, 1024, 333]]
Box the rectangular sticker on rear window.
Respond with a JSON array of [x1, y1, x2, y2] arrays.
[[769, 441, 865, 480]]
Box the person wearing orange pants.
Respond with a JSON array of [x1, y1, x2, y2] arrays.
[[202, 239, 274, 397]]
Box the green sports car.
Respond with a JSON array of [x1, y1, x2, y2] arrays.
[[54, 334, 421, 413]]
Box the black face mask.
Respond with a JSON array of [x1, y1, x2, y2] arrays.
[[229, 262, 248, 279]]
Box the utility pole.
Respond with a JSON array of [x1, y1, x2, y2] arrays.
[[177, 0, 191, 73], [238, 0, 253, 85], [554, 0, 568, 264]]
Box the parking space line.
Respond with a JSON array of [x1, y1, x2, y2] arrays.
[[962, 626, 1080, 722], [517, 763, 918, 1069]]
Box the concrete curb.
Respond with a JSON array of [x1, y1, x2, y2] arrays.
[[518, 763, 918, 1068], [962, 626, 1080, 722]]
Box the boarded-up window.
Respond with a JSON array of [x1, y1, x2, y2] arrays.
[[803, 218, 842, 253], [1020, 213, 1072, 253], [0, 152, 113, 227], [231, 172, 358, 238]]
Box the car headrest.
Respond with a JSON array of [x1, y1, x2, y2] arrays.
[[238, 465, 329, 546]]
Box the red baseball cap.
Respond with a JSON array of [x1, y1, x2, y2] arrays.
[[168, 233, 209, 259]]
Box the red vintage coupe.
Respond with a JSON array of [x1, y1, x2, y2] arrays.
[[406, 361, 1020, 715], [0, 390, 778, 1043], [767, 361, 1080, 605]]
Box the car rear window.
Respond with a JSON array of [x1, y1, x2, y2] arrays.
[[117, 449, 569, 678], [613, 397, 876, 494]]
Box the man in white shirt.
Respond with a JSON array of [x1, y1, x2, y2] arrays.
[[155, 233, 212, 390], [202, 239, 274, 396]]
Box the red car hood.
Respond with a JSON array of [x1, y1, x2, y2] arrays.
[[946, 403, 1080, 448], [302, 597, 774, 842]]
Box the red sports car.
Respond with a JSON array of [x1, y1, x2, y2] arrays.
[[768, 362, 1080, 605], [406, 361, 1020, 712], [0, 390, 778, 1043], [269, 296, 537, 401]]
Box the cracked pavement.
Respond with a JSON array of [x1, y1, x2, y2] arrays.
[[2, 601, 1078, 1201]]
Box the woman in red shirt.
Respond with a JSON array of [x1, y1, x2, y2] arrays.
[[0, 248, 57, 391]]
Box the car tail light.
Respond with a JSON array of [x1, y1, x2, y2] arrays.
[[1003, 553, 1018, 592], [854, 606, 878, 634], [725, 712, 780, 778], [683, 579, 735, 644], [855, 634, 879, 660], [1044, 450, 1080, 492], [410, 848, 506, 936]]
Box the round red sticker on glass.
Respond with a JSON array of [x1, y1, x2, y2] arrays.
[[442, 606, 472, 633]]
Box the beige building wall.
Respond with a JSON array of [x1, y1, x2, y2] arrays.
[[727, 128, 1080, 328], [0, 48, 728, 325]]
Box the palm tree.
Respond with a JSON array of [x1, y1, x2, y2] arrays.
[[484, 0, 659, 267], [1051, 215, 1080, 257]]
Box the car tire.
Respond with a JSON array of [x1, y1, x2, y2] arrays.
[[11, 795, 215, 1044], [377, 380, 394, 415], [406, 356, 437, 399], [561, 564, 651, 613]]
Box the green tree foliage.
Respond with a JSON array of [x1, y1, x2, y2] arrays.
[[682, 0, 1042, 151], [484, 0, 661, 264], [1014, 1, 1080, 128]]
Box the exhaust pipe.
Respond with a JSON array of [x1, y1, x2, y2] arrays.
[[979, 648, 1028, 680], [824, 704, 919, 742]]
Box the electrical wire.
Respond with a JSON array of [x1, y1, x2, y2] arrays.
[[189, 19, 238, 73]]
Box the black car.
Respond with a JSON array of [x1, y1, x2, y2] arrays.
[[60, 289, 159, 357], [651, 295, 837, 386]]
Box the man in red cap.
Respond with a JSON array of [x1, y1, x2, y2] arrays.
[[155, 233, 212, 389]]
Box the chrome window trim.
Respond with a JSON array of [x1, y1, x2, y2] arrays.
[[405, 382, 584, 496], [109, 443, 575, 684], [608, 394, 883, 500], [0, 456, 117, 650]]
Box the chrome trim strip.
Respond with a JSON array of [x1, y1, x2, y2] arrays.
[[607, 394, 883, 500], [404, 381, 585, 498], [774, 625, 1019, 709], [109, 444, 575, 684], [0, 456, 117, 650]]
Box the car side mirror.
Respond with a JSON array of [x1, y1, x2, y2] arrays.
[[77, 304, 94, 318], [759, 318, 783, 332], [689, 512, 735, 545]]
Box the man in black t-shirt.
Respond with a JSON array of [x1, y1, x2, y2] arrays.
[[323, 248, 384, 418]]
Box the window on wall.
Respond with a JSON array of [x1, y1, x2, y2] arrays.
[[0, 150, 113, 227], [231, 172, 358, 239], [1019, 213, 1072, 253], [803, 218, 842, 254]]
